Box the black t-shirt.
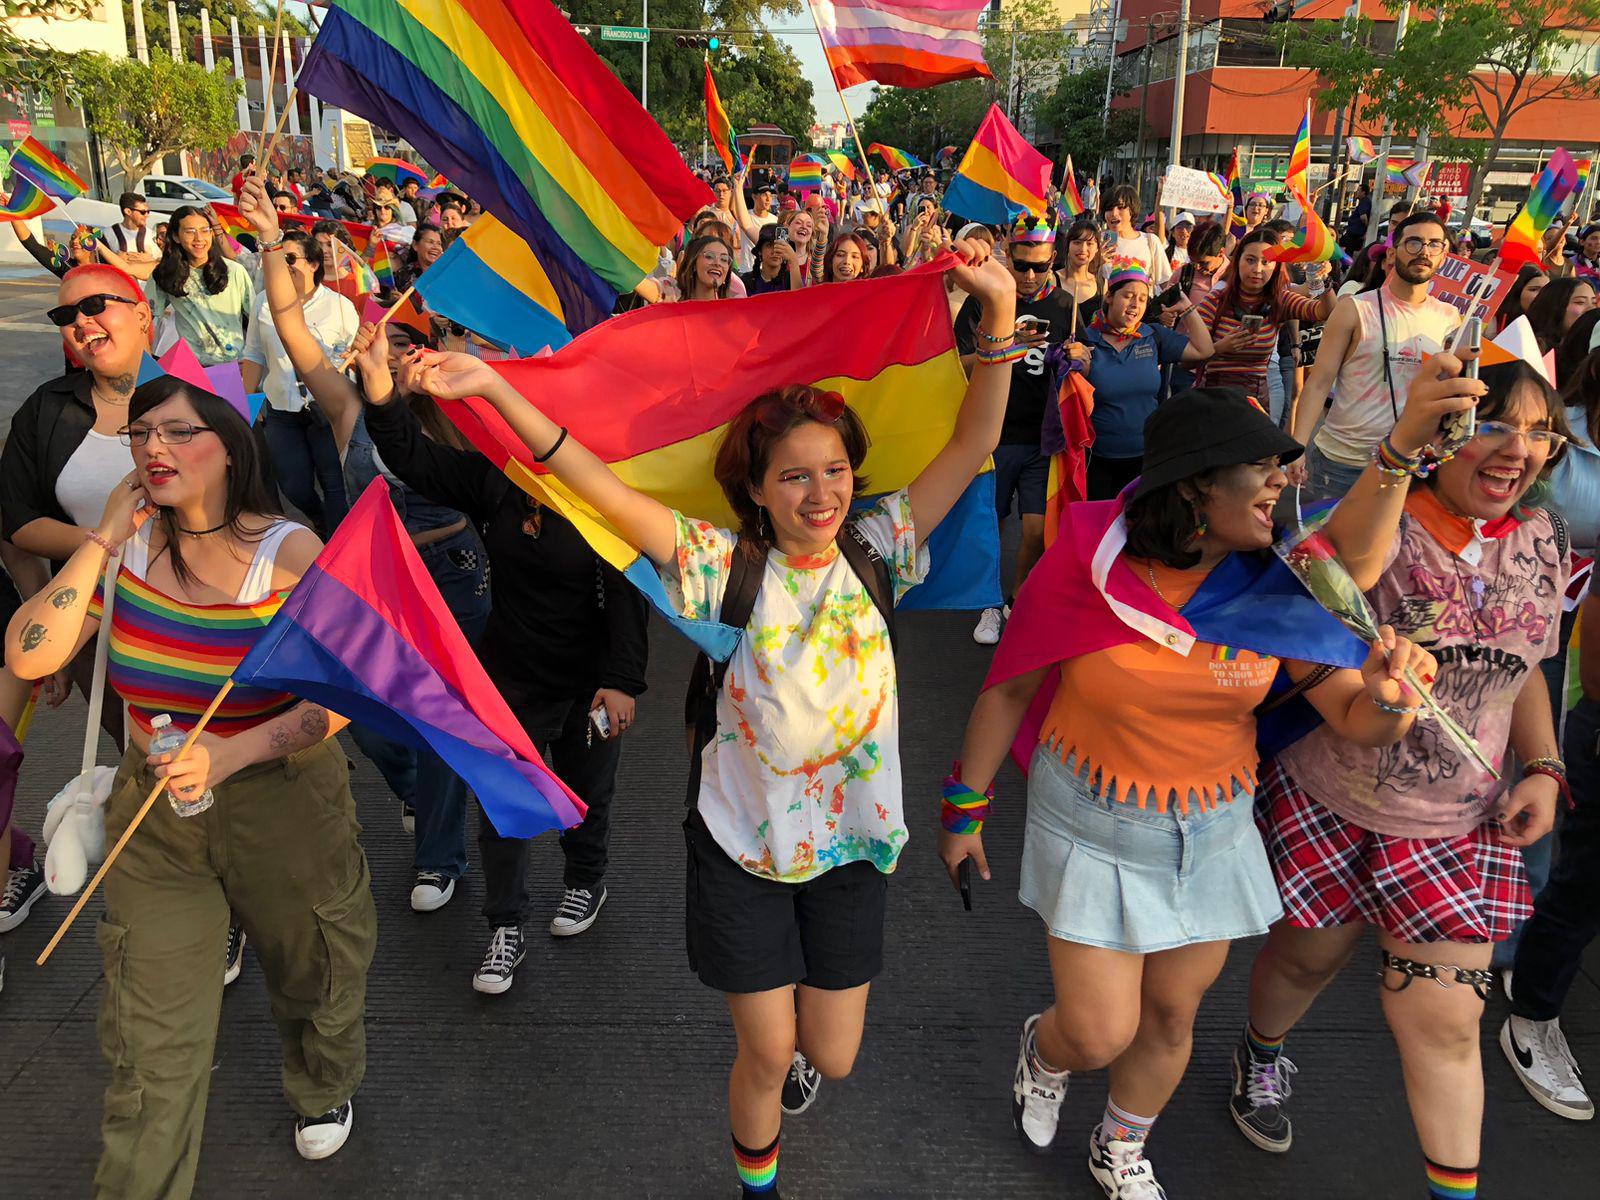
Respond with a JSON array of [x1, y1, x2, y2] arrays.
[[955, 285, 1078, 447], [741, 266, 791, 296]]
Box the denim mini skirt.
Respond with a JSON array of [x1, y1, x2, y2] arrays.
[[1018, 746, 1284, 953]]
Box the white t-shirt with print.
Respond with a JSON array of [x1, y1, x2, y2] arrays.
[[662, 489, 929, 883], [1103, 231, 1173, 288]]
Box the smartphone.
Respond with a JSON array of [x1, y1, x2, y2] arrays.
[[588, 703, 611, 740], [1240, 314, 1265, 334], [1015, 315, 1049, 338], [958, 858, 973, 912], [1439, 316, 1482, 450]]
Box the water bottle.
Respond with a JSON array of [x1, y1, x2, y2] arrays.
[[149, 713, 214, 818]]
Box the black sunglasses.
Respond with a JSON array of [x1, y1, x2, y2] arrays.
[[47, 293, 137, 327], [1011, 261, 1053, 275]]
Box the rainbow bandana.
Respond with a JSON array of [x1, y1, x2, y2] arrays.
[[1010, 212, 1056, 245]]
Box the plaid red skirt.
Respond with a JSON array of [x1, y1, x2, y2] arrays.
[[1255, 759, 1531, 945]]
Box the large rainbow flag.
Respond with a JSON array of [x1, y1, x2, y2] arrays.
[[704, 58, 739, 176], [413, 213, 571, 357], [1268, 188, 1350, 266], [1500, 147, 1580, 274], [869, 142, 926, 172], [808, 0, 992, 90], [1286, 104, 1311, 197], [0, 173, 55, 222], [10, 135, 86, 200], [943, 104, 1051, 224], [296, 0, 711, 335], [434, 258, 1001, 653]]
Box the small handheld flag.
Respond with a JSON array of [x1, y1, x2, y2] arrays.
[[10, 135, 87, 200], [367, 236, 396, 289], [1385, 160, 1432, 189], [0, 173, 56, 222], [1224, 147, 1246, 231], [1346, 136, 1377, 165], [1286, 104, 1311, 197], [943, 104, 1051, 224], [1060, 155, 1085, 218], [1267, 188, 1350, 267]]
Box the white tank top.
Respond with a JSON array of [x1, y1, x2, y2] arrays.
[[55, 431, 135, 529], [1314, 285, 1461, 466], [123, 519, 305, 603]]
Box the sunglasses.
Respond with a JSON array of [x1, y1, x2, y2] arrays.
[[755, 389, 846, 431], [1011, 261, 1053, 275], [47, 293, 137, 327], [282, 252, 304, 268]]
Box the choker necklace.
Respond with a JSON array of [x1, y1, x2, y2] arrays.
[[176, 521, 228, 536]]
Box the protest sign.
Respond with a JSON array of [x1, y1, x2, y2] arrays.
[[1161, 165, 1232, 215], [1428, 253, 1515, 325]]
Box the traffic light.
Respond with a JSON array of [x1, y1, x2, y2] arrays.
[[674, 33, 721, 50], [1260, 0, 1294, 22]]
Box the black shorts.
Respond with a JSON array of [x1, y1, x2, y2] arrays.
[[992, 443, 1049, 517], [683, 809, 888, 994]]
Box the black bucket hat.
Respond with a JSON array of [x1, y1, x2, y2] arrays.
[[1131, 387, 1304, 501]]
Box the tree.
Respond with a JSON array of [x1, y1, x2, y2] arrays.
[[73, 53, 241, 184], [132, 0, 309, 56], [0, 0, 97, 89], [1034, 64, 1144, 178], [856, 81, 991, 165], [1284, 0, 1600, 221], [983, 0, 1082, 131]]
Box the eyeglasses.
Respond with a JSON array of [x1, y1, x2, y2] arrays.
[[1473, 421, 1567, 452], [178, 225, 213, 239], [1011, 261, 1053, 275], [46, 293, 137, 327], [1399, 236, 1449, 256], [755, 389, 846, 431], [118, 422, 215, 447]]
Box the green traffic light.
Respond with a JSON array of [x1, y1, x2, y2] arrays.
[[708, 35, 719, 50]]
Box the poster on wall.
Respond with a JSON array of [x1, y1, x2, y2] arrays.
[[1428, 252, 1515, 324]]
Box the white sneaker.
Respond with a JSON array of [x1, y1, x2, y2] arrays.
[[400, 802, 415, 835], [1501, 1015, 1594, 1120], [223, 924, 247, 987], [294, 1100, 354, 1160], [1088, 1132, 1168, 1199], [973, 607, 1004, 645], [1012, 1013, 1070, 1153], [409, 871, 455, 912]]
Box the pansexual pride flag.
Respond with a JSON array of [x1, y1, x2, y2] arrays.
[[298, 0, 711, 335], [0, 173, 55, 222], [1286, 104, 1311, 196], [943, 104, 1051, 224], [414, 213, 571, 357], [809, 0, 991, 90], [10, 136, 86, 200], [364, 156, 429, 190], [869, 143, 925, 172], [1268, 188, 1349, 266], [433, 258, 1001, 653], [1500, 147, 1580, 274], [234, 480, 584, 838]]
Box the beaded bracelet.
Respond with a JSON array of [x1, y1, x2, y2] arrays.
[[1523, 755, 1565, 774], [974, 342, 1027, 366], [84, 529, 118, 556], [1371, 695, 1424, 716], [941, 765, 993, 834], [975, 327, 1015, 346]]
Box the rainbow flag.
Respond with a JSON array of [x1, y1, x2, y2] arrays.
[[332, 239, 379, 296], [1268, 187, 1350, 266], [1385, 160, 1432, 189], [825, 150, 858, 182], [1346, 136, 1377, 165], [704, 58, 739, 176], [1500, 147, 1580, 274], [414, 214, 571, 357], [10, 135, 86, 200], [943, 103, 1051, 224], [869, 142, 926, 172], [1286, 104, 1311, 196], [367, 236, 396, 288], [788, 154, 826, 189], [297, 0, 712, 335], [364, 156, 430, 190], [234, 479, 584, 838], [428, 172, 450, 188], [210, 201, 255, 244], [1568, 158, 1593, 215], [0, 173, 55, 222], [436, 258, 1000, 649], [1225, 147, 1246, 231], [809, 0, 992, 90], [1060, 154, 1085, 218]]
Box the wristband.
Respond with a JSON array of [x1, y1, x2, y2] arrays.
[[258, 235, 286, 252], [974, 342, 1027, 366], [1370, 695, 1424, 716], [941, 764, 993, 834], [975, 327, 1015, 345], [85, 529, 118, 555], [1522, 762, 1573, 810], [533, 426, 569, 463]]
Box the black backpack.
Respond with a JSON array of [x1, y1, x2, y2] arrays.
[[682, 525, 898, 804]]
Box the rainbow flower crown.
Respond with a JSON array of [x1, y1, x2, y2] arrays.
[[1010, 212, 1056, 245]]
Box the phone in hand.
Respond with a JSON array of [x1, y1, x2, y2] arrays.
[[959, 858, 973, 911], [1439, 316, 1482, 451], [588, 703, 611, 740], [1240, 314, 1265, 334], [1015, 314, 1049, 343]]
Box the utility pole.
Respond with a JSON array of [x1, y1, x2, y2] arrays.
[[1366, 0, 1411, 247], [1008, 24, 1019, 121], [1322, 0, 1362, 222], [1405, 5, 1445, 207], [641, 0, 649, 110], [1132, 17, 1154, 197], [1167, 0, 1190, 180], [1100, 0, 1123, 137]]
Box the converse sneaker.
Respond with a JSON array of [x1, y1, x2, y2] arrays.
[[0, 862, 45, 933], [294, 1099, 354, 1160], [1229, 1036, 1298, 1151], [972, 607, 1004, 645], [1088, 1131, 1168, 1199], [409, 871, 455, 913], [781, 1051, 822, 1115], [473, 925, 526, 995], [1502, 1015, 1593, 1120], [400, 802, 415, 835], [223, 924, 247, 987], [549, 885, 606, 937], [1501, 968, 1514, 1003], [1013, 1013, 1070, 1153]]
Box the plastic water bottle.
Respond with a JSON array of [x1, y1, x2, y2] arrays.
[[149, 713, 214, 818]]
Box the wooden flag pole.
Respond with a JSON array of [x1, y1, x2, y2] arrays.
[[337, 284, 416, 370], [260, 87, 298, 166], [257, 0, 286, 160], [801, 7, 889, 218], [36, 679, 236, 966]]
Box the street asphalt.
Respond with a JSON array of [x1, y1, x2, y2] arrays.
[[0, 266, 1596, 1198]]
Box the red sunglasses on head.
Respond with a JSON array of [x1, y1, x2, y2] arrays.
[[755, 389, 846, 431]]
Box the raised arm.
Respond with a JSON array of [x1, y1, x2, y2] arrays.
[[728, 165, 762, 244], [1177, 304, 1214, 364]]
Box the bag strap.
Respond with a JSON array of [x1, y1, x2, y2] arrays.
[[1549, 507, 1570, 563], [82, 549, 122, 775], [685, 536, 767, 803], [838, 522, 898, 655]]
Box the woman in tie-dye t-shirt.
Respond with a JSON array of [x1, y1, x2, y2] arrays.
[[403, 238, 1017, 1199]]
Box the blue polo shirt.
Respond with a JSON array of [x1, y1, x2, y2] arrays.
[[1080, 323, 1192, 459]]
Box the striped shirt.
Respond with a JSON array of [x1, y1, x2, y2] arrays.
[[1196, 288, 1325, 401]]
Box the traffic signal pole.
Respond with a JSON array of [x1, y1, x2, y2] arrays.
[[642, 0, 648, 109]]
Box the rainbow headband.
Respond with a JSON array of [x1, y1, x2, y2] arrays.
[[1010, 214, 1056, 245], [1104, 256, 1150, 292]]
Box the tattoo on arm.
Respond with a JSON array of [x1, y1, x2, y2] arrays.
[[266, 705, 332, 758], [300, 706, 330, 741], [269, 723, 293, 753], [20, 623, 46, 652], [47, 586, 78, 609]]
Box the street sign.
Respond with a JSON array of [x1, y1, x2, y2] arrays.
[[601, 25, 649, 42]]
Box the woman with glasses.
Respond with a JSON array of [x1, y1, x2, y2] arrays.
[[143, 206, 254, 367], [398, 238, 1015, 1199], [673, 235, 737, 301], [1237, 360, 1569, 1200], [241, 228, 358, 539], [5, 358, 377, 1187], [1229, 192, 1274, 252]]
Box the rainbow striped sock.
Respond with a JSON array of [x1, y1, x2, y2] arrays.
[[1246, 1022, 1286, 1063], [1425, 1158, 1477, 1199], [1099, 1098, 1157, 1145], [733, 1133, 779, 1196]]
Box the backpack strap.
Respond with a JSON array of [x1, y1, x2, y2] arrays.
[[1548, 507, 1570, 564], [683, 535, 767, 803], [838, 522, 898, 656]]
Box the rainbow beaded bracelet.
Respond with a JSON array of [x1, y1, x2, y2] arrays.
[[942, 766, 993, 834]]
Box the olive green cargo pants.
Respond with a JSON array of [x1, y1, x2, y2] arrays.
[[91, 739, 376, 1200]]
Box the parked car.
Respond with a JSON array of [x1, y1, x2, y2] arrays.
[[136, 175, 234, 214]]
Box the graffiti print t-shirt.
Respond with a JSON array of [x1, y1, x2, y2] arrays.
[[662, 490, 928, 882], [1277, 498, 1567, 839]]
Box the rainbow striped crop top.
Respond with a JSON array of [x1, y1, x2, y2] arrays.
[[88, 521, 304, 736]]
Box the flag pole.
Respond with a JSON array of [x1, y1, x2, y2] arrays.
[[260, 87, 298, 166], [35, 679, 236, 966], [257, 0, 286, 160], [337, 284, 416, 369], [803, 7, 888, 216]]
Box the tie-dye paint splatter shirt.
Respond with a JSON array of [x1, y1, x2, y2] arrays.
[[662, 489, 928, 882]]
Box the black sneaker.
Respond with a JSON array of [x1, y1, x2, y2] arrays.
[[0, 862, 45, 933], [224, 923, 247, 987], [549, 885, 607, 937], [473, 925, 526, 995], [781, 1051, 821, 1115], [1229, 1036, 1298, 1152], [294, 1099, 354, 1160]]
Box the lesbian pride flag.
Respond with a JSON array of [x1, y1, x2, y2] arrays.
[[943, 104, 1051, 224], [233, 479, 584, 837], [10, 135, 87, 200], [809, 0, 991, 90]]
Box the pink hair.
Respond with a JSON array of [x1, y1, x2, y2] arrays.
[[61, 262, 147, 305]]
